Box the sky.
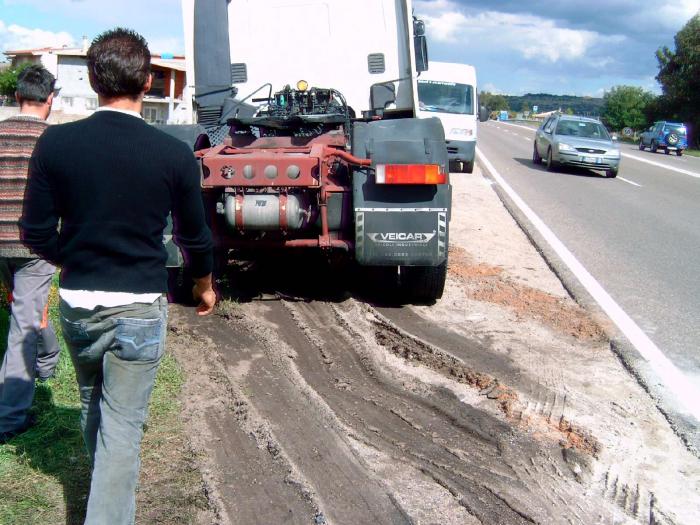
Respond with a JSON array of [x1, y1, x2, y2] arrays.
[[414, 0, 699, 96], [0, 0, 698, 97]]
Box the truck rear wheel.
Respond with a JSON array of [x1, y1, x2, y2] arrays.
[[463, 160, 474, 173], [400, 262, 447, 304], [357, 265, 399, 302]]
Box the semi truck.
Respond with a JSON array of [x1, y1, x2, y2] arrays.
[[416, 62, 481, 173], [169, 0, 454, 302]]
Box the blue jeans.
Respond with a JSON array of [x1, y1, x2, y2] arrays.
[[0, 258, 59, 433], [60, 296, 168, 525]]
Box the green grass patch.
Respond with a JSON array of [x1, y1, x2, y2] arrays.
[[0, 280, 194, 524], [683, 148, 700, 157]]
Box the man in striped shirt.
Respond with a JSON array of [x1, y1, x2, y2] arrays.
[[0, 65, 58, 443]]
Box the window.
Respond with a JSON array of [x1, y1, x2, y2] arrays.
[[544, 117, 556, 133], [147, 70, 166, 98], [555, 120, 609, 139], [417, 80, 474, 115], [143, 107, 158, 123], [85, 98, 98, 110], [62, 97, 74, 108]]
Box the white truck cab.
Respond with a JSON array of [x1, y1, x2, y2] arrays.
[[181, 0, 423, 122], [416, 62, 479, 173], [171, 0, 453, 303]]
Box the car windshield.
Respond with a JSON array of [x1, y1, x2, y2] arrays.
[[555, 120, 610, 140], [418, 80, 474, 115], [665, 124, 687, 135]]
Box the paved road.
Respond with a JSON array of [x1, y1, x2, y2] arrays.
[[477, 120, 700, 388]]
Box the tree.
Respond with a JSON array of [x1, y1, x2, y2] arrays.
[[0, 62, 31, 98], [601, 85, 655, 131], [655, 14, 700, 146], [479, 91, 509, 112]]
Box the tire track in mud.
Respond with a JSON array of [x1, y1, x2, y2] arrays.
[[367, 305, 600, 456], [261, 299, 625, 524], [167, 314, 321, 525], [172, 294, 686, 524], [172, 306, 413, 525], [366, 303, 692, 525]]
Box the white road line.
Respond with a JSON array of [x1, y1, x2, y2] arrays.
[[621, 152, 700, 179], [476, 146, 700, 420], [497, 121, 538, 133], [617, 177, 642, 187], [495, 121, 700, 179]]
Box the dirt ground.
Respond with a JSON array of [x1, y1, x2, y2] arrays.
[[164, 167, 700, 524]]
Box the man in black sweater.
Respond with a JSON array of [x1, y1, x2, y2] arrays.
[[20, 28, 215, 524]]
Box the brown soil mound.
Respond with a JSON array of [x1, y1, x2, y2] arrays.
[[448, 246, 606, 342]]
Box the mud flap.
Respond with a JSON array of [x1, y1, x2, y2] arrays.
[[352, 117, 450, 267], [355, 208, 447, 266]]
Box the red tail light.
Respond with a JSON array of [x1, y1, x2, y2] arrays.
[[375, 164, 447, 184]]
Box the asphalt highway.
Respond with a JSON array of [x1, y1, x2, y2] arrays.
[[476, 120, 700, 392]]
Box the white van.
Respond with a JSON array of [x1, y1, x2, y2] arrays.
[[416, 62, 479, 173]]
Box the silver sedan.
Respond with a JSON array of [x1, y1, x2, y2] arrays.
[[533, 115, 621, 178]]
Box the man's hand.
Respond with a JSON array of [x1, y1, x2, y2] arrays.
[[192, 273, 216, 316]]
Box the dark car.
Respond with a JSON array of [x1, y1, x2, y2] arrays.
[[639, 121, 688, 156]]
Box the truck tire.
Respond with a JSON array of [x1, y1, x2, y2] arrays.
[[463, 160, 474, 173], [400, 262, 447, 304], [638, 139, 645, 151], [357, 265, 400, 303], [677, 149, 683, 157], [651, 140, 658, 153]]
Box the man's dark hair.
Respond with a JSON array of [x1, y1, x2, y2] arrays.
[[87, 28, 151, 100], [16, 65, 56, 103]]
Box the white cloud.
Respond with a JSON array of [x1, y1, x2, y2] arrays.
[[420, 10, 624, 63], [657, 0, 700, 29], [0, 19, 74, 52], [481, 82, 503, 94], [146, 36, 184, 55]]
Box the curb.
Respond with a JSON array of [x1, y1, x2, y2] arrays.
[[474, 159, 700, 456]]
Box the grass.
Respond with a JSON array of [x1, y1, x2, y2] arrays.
[[683, 148, 700, 157], [0, 277, 200, 524]]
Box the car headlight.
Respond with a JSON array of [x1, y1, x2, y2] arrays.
[[558, 143, 576, 151], [450, 128, 473, 136], [608, 149, 621, 158]]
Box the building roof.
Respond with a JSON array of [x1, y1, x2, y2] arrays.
[[3, 46, 57, 57], [151, 58, 186, 72], [4, 46, 185, 72]]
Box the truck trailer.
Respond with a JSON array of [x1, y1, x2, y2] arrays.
[[170, 0, 452, 302]]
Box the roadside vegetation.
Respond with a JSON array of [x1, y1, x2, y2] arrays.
[[0, 279, 206, 524], [0, 62, 30, 99], [480, 14, 699, 148], [602, 15, 698, 146]]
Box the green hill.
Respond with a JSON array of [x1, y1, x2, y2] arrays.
[[504, 93, 604, 117]]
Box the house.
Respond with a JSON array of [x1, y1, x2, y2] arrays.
[[3, 39, 192, 124]]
